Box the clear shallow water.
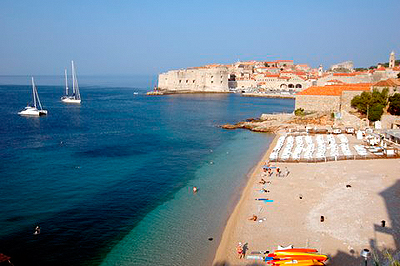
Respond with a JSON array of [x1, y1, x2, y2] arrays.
[[0, 80, 294, 265]]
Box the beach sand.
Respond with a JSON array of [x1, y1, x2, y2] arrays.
[[213, 134, 400, 265]]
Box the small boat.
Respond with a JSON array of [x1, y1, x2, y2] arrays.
[[18, 77, 48, 116], [268, 252, 328, 262], [276, 249, 318, 253], [0, 253, 13, 265], [61, 60, 81, 104], [271, 259, 324, 265]]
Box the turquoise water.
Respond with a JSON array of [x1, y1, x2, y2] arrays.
[[101, 131, 271, 266], [0, 77, 294, 265]]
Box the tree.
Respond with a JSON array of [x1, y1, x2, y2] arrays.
[[368, 104, 384, 121], [371, 88, 388, 106], [351, 89, 388, 121], [388, 93, 400, 115], [351, 91, 372, 114]]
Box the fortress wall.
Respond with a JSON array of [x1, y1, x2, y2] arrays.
[[295, 95, 340, 112], [316, 74, 372, 86], [158, 67, 229, 92], [340, 90, 364, 112]]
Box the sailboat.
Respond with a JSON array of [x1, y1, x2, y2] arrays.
[[61, 60, 81, 104], [18, 77, 48, 116]]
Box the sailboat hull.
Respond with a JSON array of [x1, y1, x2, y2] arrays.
[[61, 96, 81, 104], [18, 107, 48, 116]]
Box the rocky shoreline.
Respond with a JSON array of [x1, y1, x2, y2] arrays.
[[220, 112, 336, 133]]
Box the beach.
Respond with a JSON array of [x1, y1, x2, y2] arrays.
[[213, 133, 400, 265]]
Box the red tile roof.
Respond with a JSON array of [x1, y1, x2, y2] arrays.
[[373, 78, 400, 87], [297, 83, 372, 96], [327, 79, 346, 84], [332, 73, 356, 77]]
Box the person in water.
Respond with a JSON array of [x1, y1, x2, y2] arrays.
[[34, 225, 40, 235]]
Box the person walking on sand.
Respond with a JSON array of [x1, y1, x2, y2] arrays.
[[236, 242, 244, 259], [285, 167, 290, 177]]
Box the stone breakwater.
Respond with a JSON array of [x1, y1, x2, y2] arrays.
[[147, 90, 231, 95], [220, 112, 335, 133]]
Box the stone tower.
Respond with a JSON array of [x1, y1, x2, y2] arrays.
[[318, 65, 323, 77], [389, 51, 395, 68]]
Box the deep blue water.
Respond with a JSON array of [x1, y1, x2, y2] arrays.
[[0, 80, 294, 265]]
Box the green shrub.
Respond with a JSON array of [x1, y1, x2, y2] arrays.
[[294, 108, 305, 116]]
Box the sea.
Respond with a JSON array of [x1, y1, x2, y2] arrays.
[[0, 75, 295, 265]]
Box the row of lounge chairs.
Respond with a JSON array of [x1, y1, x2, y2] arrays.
[[271, 134, 356, 161]]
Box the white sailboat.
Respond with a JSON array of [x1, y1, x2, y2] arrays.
[[18, 77, 48, 116], [61, 60, 81, 104]]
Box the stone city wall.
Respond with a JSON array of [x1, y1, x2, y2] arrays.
[[295, 95, 340, 112], [158, 67, 229, 92], [316, 74, 371, 86], [340, 90, 365, 112]]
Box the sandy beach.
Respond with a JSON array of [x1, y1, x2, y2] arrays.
[[213, 133, 400, 266]]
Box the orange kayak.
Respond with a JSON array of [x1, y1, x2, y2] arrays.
[[275, 248, 318, 253], [272, 259, 324, 265], [269, 252, 328, 262]]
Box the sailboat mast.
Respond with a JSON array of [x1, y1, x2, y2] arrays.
[[72, 60, 76, 95], [65, 68, 69, 95], [32, 77, 37, 108]]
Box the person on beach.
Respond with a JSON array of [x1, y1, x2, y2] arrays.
[[284, 167, 290, 177], [236, 242, 244, 259], [276, 167, 281, 177], [248, 215, 258, 221], [259, 178, 266, 184]]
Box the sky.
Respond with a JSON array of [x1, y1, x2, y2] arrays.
[[0, 0, 399, 76]]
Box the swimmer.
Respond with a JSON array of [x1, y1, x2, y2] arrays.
[[34, 225, 40, 235], [193, 186, 198, 193]]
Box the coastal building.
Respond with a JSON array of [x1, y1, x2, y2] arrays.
[[389, 51, 395, 69], [156, 51, 399, 94], [157, 65, 229, 93], [372, 78, 400, 95], [230, 60, 316, 92], [295, 83, 372, 112], [330, 61, 354, 72]]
